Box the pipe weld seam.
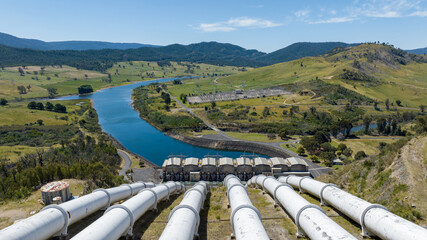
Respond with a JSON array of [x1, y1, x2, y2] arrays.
[[298, 176, 312, 192], [272, 183, 293, 203], [360, 204, 388, 236], [93, 188, 111, 209], [184, 188, 206, 202], [41, 204, 69, 236], [169, 204, 201, 234], [139, 188, 158, 210], [295, 204, 325, 236], [230, 204, 262, 233], [319, 183, 338, 205], [104, 205, 134, 236], [120, 184, 133, 196]]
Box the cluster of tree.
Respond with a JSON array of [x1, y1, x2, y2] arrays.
[[78, 85, 94, 94], [339, 69, 376, 82], [133, 87, 204, 132], [299, 130, 367, 166], [0, 134, 124, 200], [172, 79, 182, 85], [157, 61, 172, 67], [179, 93, 188, 104], [0, 125, 79, 147], [0, 98, 7, 105], [28, 101, 67, 113]]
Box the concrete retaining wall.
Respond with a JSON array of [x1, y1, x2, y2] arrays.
[[168, 134, 292, 159]]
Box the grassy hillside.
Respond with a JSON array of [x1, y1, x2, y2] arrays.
[[0, 61, 245, 101], [170, 43, 427, 108], [318, 135, 427, 224]]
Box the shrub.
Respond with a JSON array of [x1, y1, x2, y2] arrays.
[[354, 151, 367, 160]]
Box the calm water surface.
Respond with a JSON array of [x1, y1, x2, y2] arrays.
[[57, 78, 253, 166]]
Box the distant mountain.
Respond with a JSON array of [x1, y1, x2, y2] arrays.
[[0, 32, 159, 50], [406, 47, 427, 55], [0, 32, 365, 70], [256, 42, 359, 65], [0, 41, 266, 71]]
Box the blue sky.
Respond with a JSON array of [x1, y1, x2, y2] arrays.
[[0, 0, 426, 52]]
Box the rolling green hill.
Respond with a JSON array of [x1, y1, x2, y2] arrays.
[[217, 43, 427, 108], [255, 42, 357, 65]]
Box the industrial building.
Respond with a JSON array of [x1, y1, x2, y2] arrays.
[[162, 156, 309, 181]]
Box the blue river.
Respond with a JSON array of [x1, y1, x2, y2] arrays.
[[57, 78, 254, 166]]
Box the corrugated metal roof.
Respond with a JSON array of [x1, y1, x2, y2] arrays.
[[41, 181, 69, 192], [219, 157, 234, 165], [254, 157, 269, 166], [201, 157, 216, 166], [270, 157, 286, 165], [236, 157, 250, 166], [167, 157, 182, 166], [287, 157, 308, 166], [184, 157, 199, 166]]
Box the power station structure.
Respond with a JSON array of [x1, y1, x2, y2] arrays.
[[162, 155, 310, 181]]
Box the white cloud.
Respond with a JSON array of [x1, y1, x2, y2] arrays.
[[293, 0, 427, 24], [197, 17, 281, 32], [198, 23, 235, 32], [409, 10, 427, 17], [294, 10, 309, 18], [310, 17, 355, 24]]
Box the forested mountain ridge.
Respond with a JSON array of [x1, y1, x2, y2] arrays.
[[0, 32, 159, 50]]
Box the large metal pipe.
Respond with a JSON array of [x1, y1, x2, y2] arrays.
[[279, 175, 427, 240], [0, 181, 155, 240], [248, 175, 356, 240], [159, 181, 209, 240], [71, 181, 183, 240], [224, 175, 269, 240]]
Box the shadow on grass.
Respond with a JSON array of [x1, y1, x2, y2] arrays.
[[131, 193, 181, 239], [198, 192, 211, 240]]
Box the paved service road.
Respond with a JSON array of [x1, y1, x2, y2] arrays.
[[118, 149, 132, 180]]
